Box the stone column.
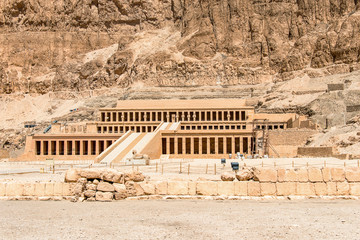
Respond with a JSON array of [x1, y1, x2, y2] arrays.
[[199, 138, 203, 155], [247, 137, 252, 155], [72, 141, 76, 156], [166, 112, 170, 122], [96, 140, 100, 155], [232, 136, 235, 156], [215, 137, 218, 154], [207, 137, 210, 155], [240, 137, 244, 154], [181, 112, 185, 121], [174, 137, 178, 155], [80, 140, 84, 156], [191, 137, 194, 154], [182, 138, 186, 155]]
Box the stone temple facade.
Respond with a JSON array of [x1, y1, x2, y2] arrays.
[[18, 99, 317, 162]]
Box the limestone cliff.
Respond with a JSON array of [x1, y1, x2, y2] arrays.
[[0, 0, 359, 94]]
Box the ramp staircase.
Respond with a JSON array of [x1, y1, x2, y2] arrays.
[[98, 122, 172, 165]]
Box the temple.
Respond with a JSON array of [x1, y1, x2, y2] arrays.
[[18, 99, 317, 162]]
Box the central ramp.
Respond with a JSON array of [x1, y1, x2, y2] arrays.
[[98, 122, 173, 164]]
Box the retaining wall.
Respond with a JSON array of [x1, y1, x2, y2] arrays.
[[1, 167, 360, 199]]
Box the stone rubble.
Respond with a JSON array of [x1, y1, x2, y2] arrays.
[[65, 168, 145, 202]]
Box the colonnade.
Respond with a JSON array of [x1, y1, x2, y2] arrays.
[[35, 139, 115, 156], [101, 110, 247, 123], [161, 136, 253, 156]]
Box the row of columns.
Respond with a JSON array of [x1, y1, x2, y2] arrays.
[[162, 136, 252, 155], [98, 125, 157, 134], [35, 140, 113, 156], [101, 110, 247, 123]]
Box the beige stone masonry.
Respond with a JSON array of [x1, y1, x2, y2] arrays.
[[345, 167, 360, 182], [349, 183, 360, 196], [322, 168, 331, 182], [23, 183, 35, 196], [168, 181, 188, 195], [331, 168, 345, 182], [218, 182, 235, 196], [248, 182, 261, 196], [188, 181, 196, 195], [314, 182, 327, 196], [260, 183, 276, 196], [196, 181, 218, 196], [336, 182, 349, 195], [284, 169, 297, 182], [0, 183, 5, 197], [154, 181, 168, 195], [6, 183, 24, 196], [234, 181, 247, 196], [326, 182, 337, 195], [296, 168, 309, 182], [254, 168, 277, 183], [308, 168, 323, 182], [296, 183, 315, 195], [277, 169, 285, 182], [276, 182, 296, 196]]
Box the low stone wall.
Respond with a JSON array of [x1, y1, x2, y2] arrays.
[[0, 182, 74, 199], [1, 167, 360, 200]]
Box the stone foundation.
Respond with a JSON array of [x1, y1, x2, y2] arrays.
[[1, 167, 360, 200]]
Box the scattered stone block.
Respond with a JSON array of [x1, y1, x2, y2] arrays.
[[155, 181, 167, 195], [296, 182, 315, 195], [253, 168, 277, 182], [6, 183, 23, 196], [276, 182, 296, 196], [308, 168, 323, 182], [134, 182, 145, 196], [349, 183, 360, 196], [326, 182, 337, 195], [345, 168, 360, 182], [321, 168, 331, 182], [124, 171, 144, 182], [168, 181, 189, 195], [97, 182, 115, 192], [248, 181, 261, 196], [260, 183, 276, 196], [114, 191, 127, 200], [196, 181, 218, 196], [45, 183, 54, 196], [221, 172, 235, 181], [296, 168, 308, 182], [101, 169, 123, 183], [65, 168, 81, 182], [218, 182, 235, 196], [336, 182, 349, 195], [235, 168, 253, 181], [113, 183, 126, 193], [314, 183, 327, 196], [139, 182, 155, 195], [277, 168, 285, 182], [80, 169, 101, 179], [188, 181, 196, 195], [84, 190, 96, 198], [95, 191, 113, 201], [331, 168, 345, 182], [86, 183, 97, 191], [234, 181, 247, 196]]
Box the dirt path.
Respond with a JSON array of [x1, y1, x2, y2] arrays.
[[0, 200, 359, 240]]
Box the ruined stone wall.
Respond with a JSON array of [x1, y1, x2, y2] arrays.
[[2, 167, 360, 200], [298, 146, 335, 157]]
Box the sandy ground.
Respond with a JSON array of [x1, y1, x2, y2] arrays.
[[0, 200, 359, 240]]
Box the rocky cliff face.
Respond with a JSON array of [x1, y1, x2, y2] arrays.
[[0, 0, 359, 94]]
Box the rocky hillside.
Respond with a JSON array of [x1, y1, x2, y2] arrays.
[[0, 0, 359, 94]]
